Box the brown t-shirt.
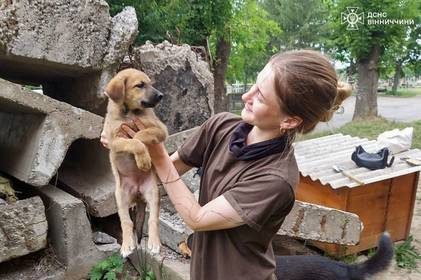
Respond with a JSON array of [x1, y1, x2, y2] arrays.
[[178, 112, 299, 280]]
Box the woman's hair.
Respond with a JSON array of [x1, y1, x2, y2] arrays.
[[269, 50, 352, 139]]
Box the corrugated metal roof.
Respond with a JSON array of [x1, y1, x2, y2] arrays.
[[294, 133, 421, 189]]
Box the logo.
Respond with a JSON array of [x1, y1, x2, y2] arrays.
[[341, 7, 364, 30]]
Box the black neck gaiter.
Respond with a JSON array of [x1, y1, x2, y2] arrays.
[[229, 122, 286, 161]]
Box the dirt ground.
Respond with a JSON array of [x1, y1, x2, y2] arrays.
[[371, 178, 421, 279]]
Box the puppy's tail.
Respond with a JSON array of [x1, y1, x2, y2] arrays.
[[349, 232, 394, 279]]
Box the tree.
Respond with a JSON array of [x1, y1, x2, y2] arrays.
[[329, 0, 418, 119], [106, 0, 233, 113], [227, 0, 281, 85], [262, 0, 330, 51], [389, 25, 420, 94]]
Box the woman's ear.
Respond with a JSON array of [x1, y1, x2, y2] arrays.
[[280, 116, 303, 130], [104, 72, 127, 103]]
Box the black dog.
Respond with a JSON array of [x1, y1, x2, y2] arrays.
[[275, 233, 394, 280]]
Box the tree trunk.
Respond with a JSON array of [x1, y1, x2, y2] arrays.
[[213, 36, 231, 114], [391, 62, 402, 95], [353, 44, 381, 120]]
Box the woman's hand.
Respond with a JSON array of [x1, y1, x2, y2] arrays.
[[119, 118, 167, 163], [100, 130, 109, 149]]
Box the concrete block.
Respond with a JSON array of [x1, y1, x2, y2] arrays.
[[129, 238, 190, 280], [164, 127, 199, 154], [0, 196, 47, 263], [35, 185, 119, 280], [133, 41, 214, 134], [0, 78, 103, 187], [278, 200, 363, 245], [0, 2, 138, 114]]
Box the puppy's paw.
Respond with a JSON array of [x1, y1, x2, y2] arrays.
[[148, 236, 161, 255], [135, 152, 152, 171], [120, 237, 136, 258]]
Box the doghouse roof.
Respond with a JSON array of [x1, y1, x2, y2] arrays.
[[294, 133, 421, 189]]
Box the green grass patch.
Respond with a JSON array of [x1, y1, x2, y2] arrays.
[[297, 117, 421, 149], [379, 87, 421, 98], [395, 236, 421, 271]]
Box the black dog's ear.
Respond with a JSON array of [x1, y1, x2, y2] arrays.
[[105, 72, 126, 103]]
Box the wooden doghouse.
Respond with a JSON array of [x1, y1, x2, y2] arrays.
[[294, 134, 421, 257]]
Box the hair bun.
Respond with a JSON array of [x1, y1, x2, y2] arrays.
[[319, 82, 352, 122]]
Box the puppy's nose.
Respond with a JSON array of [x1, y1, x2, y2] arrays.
[[157, 92, 163, 100]]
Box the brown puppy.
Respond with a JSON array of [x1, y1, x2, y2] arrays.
[[102, 68, 168, 257]]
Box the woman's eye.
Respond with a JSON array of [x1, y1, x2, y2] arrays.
[[256, 91, 264, 102]]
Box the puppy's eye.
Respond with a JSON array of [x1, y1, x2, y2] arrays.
[[136, 82, 145, 89]]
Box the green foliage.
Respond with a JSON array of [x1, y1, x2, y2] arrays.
[[328, 0, 419, 63], [395, 236, 421, 271], [105, 0, 232, 46], [143, 270, 157, 280], [262, 0, 330, 51], [89, 253, 124, 280], [340, 253, 358, 264], [226, 0, 281, 83]]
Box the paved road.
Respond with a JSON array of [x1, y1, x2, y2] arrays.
[[314, 96, 421, 133]]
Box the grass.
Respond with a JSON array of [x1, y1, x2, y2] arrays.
[[395, 236, 421, 271], [379, 87, 421, 98], [297, 117, 421, 149]]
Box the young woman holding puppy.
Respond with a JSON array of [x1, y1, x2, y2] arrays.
[[101, 50, 351, 280]]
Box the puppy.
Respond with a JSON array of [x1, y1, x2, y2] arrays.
[[103, 68, 168, 257]]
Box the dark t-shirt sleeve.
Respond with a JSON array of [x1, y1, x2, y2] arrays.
[[223, 175, 295, 232], [177, 112, 235, 168], [177, 120, 209, 168]]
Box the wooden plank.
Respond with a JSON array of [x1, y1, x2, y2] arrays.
[[296, 176, 348, 210]]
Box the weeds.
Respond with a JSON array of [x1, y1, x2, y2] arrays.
[[395, 236, 421, 271], [89, 253, 124, 280]]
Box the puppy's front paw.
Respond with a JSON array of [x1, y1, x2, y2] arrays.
[[135, 152, 152, 171], [120, 237, 136, 258], [148, 236, 161, 255]]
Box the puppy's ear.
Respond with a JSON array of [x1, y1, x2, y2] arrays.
[[105, 73, 126, 103]]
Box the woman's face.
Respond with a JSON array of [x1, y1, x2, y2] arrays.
[[241, 63, 289, 130]]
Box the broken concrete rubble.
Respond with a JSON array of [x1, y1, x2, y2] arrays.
[[133, 41, 214, 134], [0, 196, 47, 263], [35, 185, 119, 280], [0, 1, 138, 114], [0, 78, 104, 187]]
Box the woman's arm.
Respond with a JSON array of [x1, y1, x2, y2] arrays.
[[170, 151, 193, 177], [152, 146, 245, 231]]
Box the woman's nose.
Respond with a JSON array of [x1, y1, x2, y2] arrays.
[[242, 88, 253, 102]]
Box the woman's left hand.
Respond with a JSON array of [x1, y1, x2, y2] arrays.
[[118, 118, 167, 163]]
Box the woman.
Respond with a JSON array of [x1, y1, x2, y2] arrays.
[[101, 50, 351, 279]]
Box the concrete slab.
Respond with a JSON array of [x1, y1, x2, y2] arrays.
[[0, 78, 103, 187], [129, 238, 190, 280], [0, 1, 138, 114], [278, 200, 363, 245], [0, 196, 47, 263], [34, 185, 119, 280]]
